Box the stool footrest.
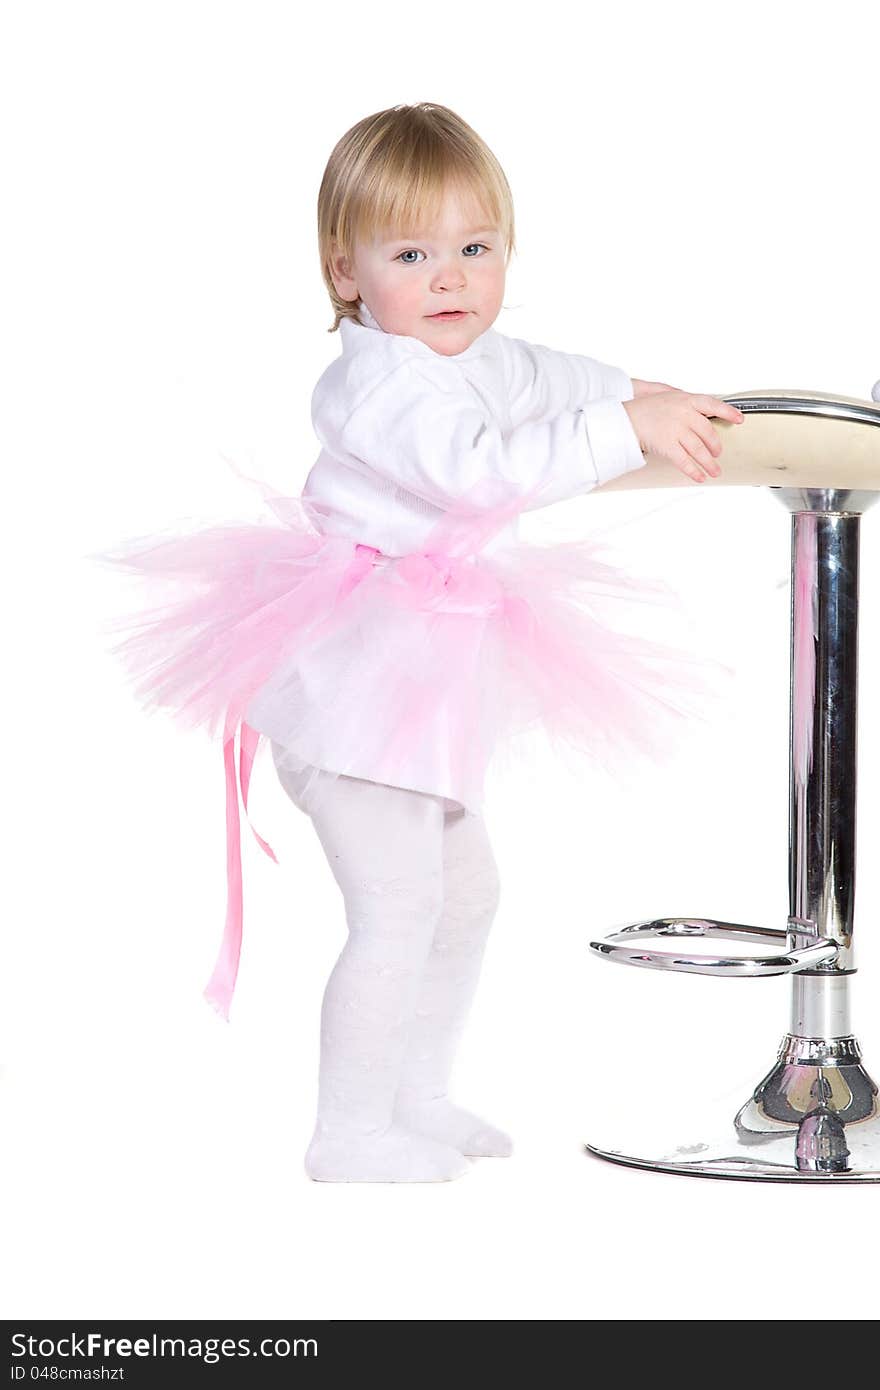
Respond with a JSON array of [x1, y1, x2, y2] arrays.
[[588, 915, 839, 977]]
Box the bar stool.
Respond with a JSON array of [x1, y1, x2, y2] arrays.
[[587, 387, 880, 1181]]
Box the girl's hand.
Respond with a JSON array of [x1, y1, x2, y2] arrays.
[[622, 391, 745, 483], [630, 377, 683, 398]]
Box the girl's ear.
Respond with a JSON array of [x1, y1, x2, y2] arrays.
[[329, 242, 358, 301]]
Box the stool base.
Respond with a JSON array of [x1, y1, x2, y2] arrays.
[[586, 1034, 880, 1182]]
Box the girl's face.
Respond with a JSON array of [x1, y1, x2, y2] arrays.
[[330, 186, 506, 356]]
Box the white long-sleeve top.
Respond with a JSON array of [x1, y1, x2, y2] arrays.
[[302, 300, 647, 554]]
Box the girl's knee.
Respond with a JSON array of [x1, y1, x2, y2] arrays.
[[449, 852, 502, 928], [345, 868, 445, 940]]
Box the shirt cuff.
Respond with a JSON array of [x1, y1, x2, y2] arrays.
[[581, 398, 647, 486], [599, 363, 635, 401]]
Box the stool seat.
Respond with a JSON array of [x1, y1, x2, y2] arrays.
[[601, 388, 880, 491]]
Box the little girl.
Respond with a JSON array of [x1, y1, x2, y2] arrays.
[[96, 102, 744, 1184]]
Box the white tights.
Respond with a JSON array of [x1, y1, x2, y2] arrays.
[[271, 743, 510, 1183]]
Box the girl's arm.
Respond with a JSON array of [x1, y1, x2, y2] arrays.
[[501, 342, 685, 410], [501, 336, 635, 425], [312, 356, 646, 515]]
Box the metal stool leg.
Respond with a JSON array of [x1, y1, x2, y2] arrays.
[[586, 485, 880, 1180]]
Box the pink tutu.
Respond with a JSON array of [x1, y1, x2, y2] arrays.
[[93, 466, 732, 1020]]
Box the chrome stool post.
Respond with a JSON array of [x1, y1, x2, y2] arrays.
[[587, 392, 880, 1181]]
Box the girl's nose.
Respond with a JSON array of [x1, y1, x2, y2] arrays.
[[431, 260, 466, 292]]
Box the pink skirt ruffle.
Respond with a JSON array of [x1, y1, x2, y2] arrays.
[[93, 468, 732, 1020]]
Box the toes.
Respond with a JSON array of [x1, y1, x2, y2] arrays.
[[465, 1127, 514, 1158]]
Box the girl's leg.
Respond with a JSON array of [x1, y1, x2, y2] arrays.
[[273, 748, 470, 1183], [392, 807, 512, 1157]]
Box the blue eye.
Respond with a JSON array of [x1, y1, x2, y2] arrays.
[[395, 243, 489, 264]]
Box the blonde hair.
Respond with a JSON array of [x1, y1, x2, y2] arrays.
[[317, 103, 516, 333]]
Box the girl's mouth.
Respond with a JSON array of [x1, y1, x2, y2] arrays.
[[429, 310, 467, 320]]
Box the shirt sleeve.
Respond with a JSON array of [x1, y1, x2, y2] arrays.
[[312, 356, 645, 514], [502, 335, 635, 426]]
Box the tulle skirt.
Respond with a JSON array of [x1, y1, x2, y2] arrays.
[[92, 467, 733, 1019]]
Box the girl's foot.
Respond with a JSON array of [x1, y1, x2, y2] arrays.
[[304, 1123, 472, 1183], [393, 1096, 514, 1157]]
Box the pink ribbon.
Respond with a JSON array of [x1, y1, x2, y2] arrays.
[[393, 550, 505, 612], [202, 712, 279, 1021]]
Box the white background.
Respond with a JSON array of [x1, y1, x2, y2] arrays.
[[3, 0, 880, 1322]]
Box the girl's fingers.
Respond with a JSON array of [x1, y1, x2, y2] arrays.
[[686, 428, 722, 478], [671, 443, 708, 483], [689, 418, 723, 467], [694, 395, 745, 422]]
